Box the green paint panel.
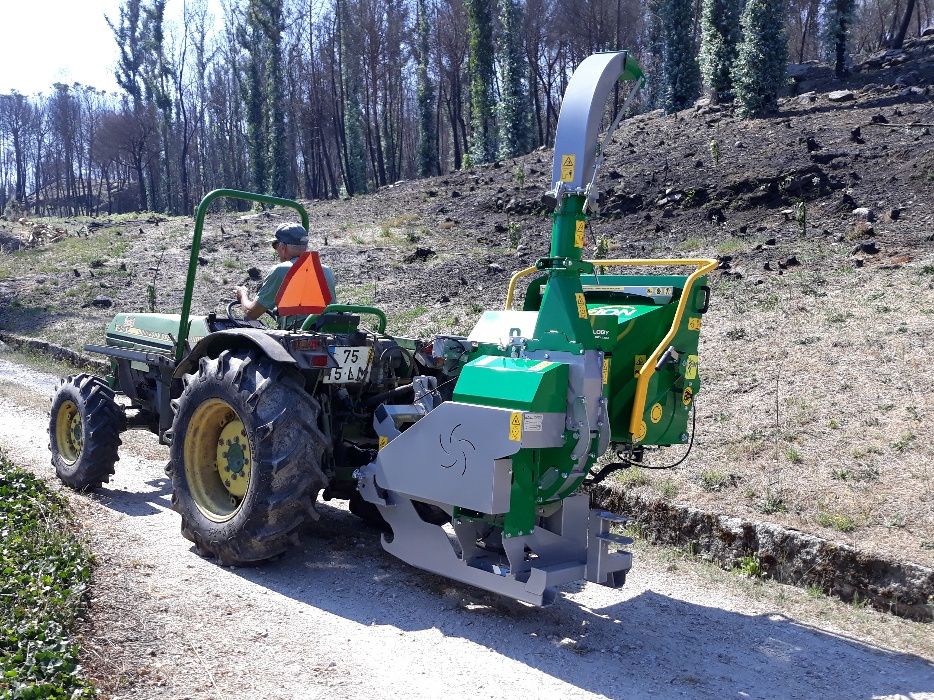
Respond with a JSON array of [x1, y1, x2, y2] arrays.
[[105, 313, 210, 355], [582, 275, 709, 446], [453, 355, 568, 412]]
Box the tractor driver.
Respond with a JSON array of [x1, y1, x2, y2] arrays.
[[233, 222, 336, 325]]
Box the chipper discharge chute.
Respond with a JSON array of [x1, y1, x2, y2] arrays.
[[355, 51, 717, 605], [49, 51, 714, 608]]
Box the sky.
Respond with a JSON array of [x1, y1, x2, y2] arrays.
[[0, 0, 222, 96]]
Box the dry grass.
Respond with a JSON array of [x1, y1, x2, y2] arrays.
[[672, 241, 934, 566]]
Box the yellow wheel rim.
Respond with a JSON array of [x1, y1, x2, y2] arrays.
[[55, 400, 83, 465], [183, 399, 252, 522]]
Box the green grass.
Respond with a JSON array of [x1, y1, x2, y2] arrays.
[[758, 492, 787, 515], [698, 470, 733, 492], [387, 305, 428, 333], [0, 451, 95, 698], [891, 431, 915, 453], [737, 554, 764, 578], [716, 238, 745, 255], [0, 229, 130, 282], [806, 584, 824, 599], [784, 446, 803, 464], [817, 510, 857, 533], [656, 479, 679, 499], [614, 467, 650, 488]]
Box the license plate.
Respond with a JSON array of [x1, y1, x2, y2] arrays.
[[323, 346, 372, 383]]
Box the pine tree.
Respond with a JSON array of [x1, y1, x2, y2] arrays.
[[337, 0, 367, 195], [733, 0, 788, 118], [823, 0, 855, 79], [254, 0, 289, 196], [466, 0, 496, 165], [699, 0, 742, 104], [415, 0, 436, 178], [643, 0, 666, 110], [142, 0, 173, 213], [662, 0, 701, 113], [237, 10, 268, 194], [497, 0, 527, 160]]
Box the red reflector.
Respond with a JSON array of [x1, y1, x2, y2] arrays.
[[311, 355, 329, 367], [291, 337, 322, 351]]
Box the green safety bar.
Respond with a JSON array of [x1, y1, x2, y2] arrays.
[[176, 189, 310, 362], [299, 304, 388, 335]]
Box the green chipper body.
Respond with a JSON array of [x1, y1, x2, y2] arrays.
[[356, 52, 716, 605]]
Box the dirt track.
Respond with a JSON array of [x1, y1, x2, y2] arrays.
[[0, 353, 932, 699]]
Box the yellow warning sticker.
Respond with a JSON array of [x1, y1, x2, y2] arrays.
[[682, 386, 694, 406], [575, 293, 589, 319], [685, 354, 699, 380], [509, 411, 523, 441], [602, 358, 611, 385], [688, 317, 702, 331], [634, 420, 647, 443], [634, 354, 647, 378], [574, 220, 585, 248], [561, 154, 576, 182], [378, 436, 388, 450], [529, 360, 554, 372], [650, 402, 664, 424]]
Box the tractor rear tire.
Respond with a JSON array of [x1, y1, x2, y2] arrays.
[[49, 374, 125, 491], [167, 350, 328, 565]]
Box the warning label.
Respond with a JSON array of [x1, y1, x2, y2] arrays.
[[634, 354, 647, 378], [523, 413, 543, 432], [378, 436, 389, 450], [561, 154, 576, 182], [575, 293, 589, 319], [574, 220, 585, 248], [688, 317, 702, 331], [602, 358, 611, 385], [509, 411, 523, 441], [682, 386, 694, 406], [685, 354, 699, 380]]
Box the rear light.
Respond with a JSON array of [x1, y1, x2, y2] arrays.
[[311, 355, 329, 367], [290, 337, 323, 352]]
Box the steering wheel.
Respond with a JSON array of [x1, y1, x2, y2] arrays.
[[225, 300, 275, 329]]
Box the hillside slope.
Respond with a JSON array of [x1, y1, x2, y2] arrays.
[[1, 38, 933, 566]]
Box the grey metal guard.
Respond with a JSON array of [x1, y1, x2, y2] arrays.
[[551, 51, 634, 194]]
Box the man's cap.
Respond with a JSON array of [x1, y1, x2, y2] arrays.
[[269, 222, 309, 246]]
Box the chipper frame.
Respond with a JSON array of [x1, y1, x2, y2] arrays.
[[355, 52, 717, 605], [49, 52, 714, 608]]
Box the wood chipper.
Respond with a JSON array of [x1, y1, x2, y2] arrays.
[[49, 52, 716, 606]]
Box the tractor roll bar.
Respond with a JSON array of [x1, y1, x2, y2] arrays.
[[176, 189, 310, 363]]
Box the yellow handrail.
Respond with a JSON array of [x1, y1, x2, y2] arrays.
[[503, 257, 718, 440], [504, 266, 539, 310]]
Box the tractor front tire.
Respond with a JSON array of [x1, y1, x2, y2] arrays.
[[168, 350, 328, 565], [49, 374, 125, 491]]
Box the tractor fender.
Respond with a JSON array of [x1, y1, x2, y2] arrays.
[[173, 328, 296, 379]]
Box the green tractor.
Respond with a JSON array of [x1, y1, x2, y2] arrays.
[[50, 52, 716, 606]]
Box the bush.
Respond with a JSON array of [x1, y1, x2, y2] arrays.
[[732, 0, 788, 117], [699, 0, 742, 103], [0, 452, 95, 698]]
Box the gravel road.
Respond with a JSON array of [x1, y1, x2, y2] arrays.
[[0, 353, 931, 700]]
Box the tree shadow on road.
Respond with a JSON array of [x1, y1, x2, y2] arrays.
[[219, 502, 934, 700], [96, 477, 173, 517]]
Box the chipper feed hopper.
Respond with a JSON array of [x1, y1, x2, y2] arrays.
[[49, 52, 715, 607]]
